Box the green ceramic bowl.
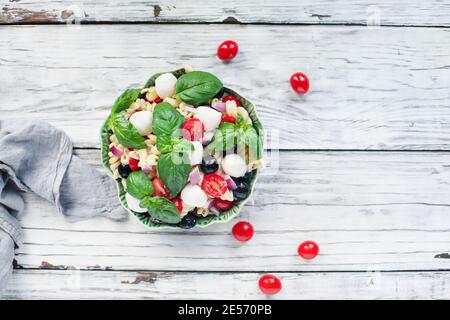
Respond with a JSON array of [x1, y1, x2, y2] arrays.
[[100, 69, 264, 229]]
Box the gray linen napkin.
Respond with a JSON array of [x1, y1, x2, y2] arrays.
[[0, 119, 127, 290]]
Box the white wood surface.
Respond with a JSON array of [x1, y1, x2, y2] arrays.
[[1, 25, 450, 150], [5, 150, 449, 272], [2, 3, 450, 299], [1, 0, 450, 26], [3, 270, 450, 300]]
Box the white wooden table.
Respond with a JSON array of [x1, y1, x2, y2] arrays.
[[1, 1, 450, 299]]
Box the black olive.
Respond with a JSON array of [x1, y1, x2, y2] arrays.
[[214, 87, 225, 99], [233, 181, 250, 200], [201, 156, 219, 174], [178, 213, 197, 229], [233, 170, 256, 184], [118, 164, 132, 179]]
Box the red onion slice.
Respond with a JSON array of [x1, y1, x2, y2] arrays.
[[211, 101, 226, 113], [142, 166, 152, 174], [189, 166, 202, 185], [111, 145, 124, 158], [225, 176, 237, 190], [185, 105, 196, 113], [209, 206, 221, 216]]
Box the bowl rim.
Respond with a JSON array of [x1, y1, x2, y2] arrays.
[[100, 69, 264, 229]]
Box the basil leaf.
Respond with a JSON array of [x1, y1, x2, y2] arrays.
[[158, 151, 191, 197], [140, 196, 182, 224], [152, 102, 186, 136], [236, 114, 246, 126], [144, 72, 163, 88], [156, 134, 174, 154], [111, 88, 141, 113], [173, 138, 194, 154], [126, 171, 154, 200], [208, 122, 238, 151], [240, 125, 262, 160], [175, 71, 223, 105], [109, 113, 147, 149]]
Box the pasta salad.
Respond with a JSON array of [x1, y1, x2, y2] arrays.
[[104, 67, 263, 229]]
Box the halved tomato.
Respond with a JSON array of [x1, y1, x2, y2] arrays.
[[221, 115, 236, 124], [201, 174, 227, 198], [182, 117, 205, 141], [223, 95, 241, 107], [171, 197, 183, 213], [211, 198, 233, 211], [152, 177, 170, 198], [129, 157, 140, 171]]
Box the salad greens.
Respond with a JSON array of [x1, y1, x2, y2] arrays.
[[152, 102, 186, 136], [108, 113, 147, 149], [158, 152, 191, 198], [208, 115, 262, 159], [126, 171, 154, 200], [140, 196, 182, 224], [111, 88, 141, 114], [152, 103, 193, 197], [126, 170, 182, 223], [175, 71, 223, 105]]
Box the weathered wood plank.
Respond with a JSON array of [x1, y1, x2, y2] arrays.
[[2, 270, 450, 299], [1, 0, 450, 26], [11, 149, 450, 271], [1, 25, 450, 150]]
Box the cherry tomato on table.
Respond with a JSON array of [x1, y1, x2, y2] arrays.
[[152, 177, 170, 199], [217, 40, 239, 61], [232, 221, 254, 242], [290, 72, 310, 94], [298, 240, 319, 260], [128, 157, 140, 171], [201, 173, 227, 198], [182, 117, 205, 141], [222, 95, 241, 107], [258, 274, 282, 295]]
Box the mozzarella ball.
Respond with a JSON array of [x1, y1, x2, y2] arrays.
[[202, 131, 214, 145], [222, 154, 247, 177], [189, 141, 203, 165], [129, 111, 153, 135], [195, 106, 222, 132], [125, 192, 148, 213], [181, 184, 208, 208], [155, 73, 177, 99]]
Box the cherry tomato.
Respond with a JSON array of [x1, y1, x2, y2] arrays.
[[217, 40, 239, 61], [182, 118, 205, 141], [201, 173, 227, 198], [154, 97, 163, 103], [212, 198, 234, 211], [222, 95, 241, 107], [258, 274, 282, 295], [128, 157, 140, 171], [290, 72, 309, 94], [297, 240, 319, 260], [171, 197, 183, 213], [232, 221, 254, 242], [152, 177, 170, 198], [221, 115, 236, 124]]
